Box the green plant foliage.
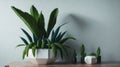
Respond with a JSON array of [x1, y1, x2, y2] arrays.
[[12, 5, 75, 60], [16, 44, 25, 47], [80, 44, 86, 58], [12, 6, 40, 38], [96, 47, 101, 58], [89, 52, 96, 56], [30, 5, 39, 21], [21, 28, 33, 43], [20, 37, 28, 45], [46, 8, 58, 38]]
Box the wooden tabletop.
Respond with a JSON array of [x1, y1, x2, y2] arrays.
[[5, 61, 120, 67]]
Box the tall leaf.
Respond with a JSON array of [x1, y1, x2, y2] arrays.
[[11, 6, 40, 38], [33, 34, 37, 42], [21, 28, 33, 43], [30, 5, 39, 21], [46, 8, 59, 38], [37, 12, 46, 37], [20, 37, 28, 44]]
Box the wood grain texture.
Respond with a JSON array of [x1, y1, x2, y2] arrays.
[[6, 61, 120, 67]]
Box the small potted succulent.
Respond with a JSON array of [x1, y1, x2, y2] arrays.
[[96, 47, 101, 64], [12, 5, 75, 64], [84, 53, 97, 64], [80, 44, 86, 64], [72, 49, 77, 64]]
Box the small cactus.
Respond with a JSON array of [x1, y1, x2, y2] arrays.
[[80, 44, 86, 58], [96, 47, 101, 58]]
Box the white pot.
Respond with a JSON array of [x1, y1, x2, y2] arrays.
[[25, 49, 55, 64], [84, 56, 97, 64]]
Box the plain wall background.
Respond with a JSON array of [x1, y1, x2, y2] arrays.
[[0, 0, 120, 66]]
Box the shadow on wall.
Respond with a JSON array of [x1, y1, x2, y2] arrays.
[[58, 13, 109, 62], [57, 13, 96, 62]]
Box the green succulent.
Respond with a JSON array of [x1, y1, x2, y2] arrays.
[[89, 52, 96, 56], [80, 44, 86, 58], [96, 47, 101, 58]]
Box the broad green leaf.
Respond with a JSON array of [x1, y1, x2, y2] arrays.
[[11, 6, 40, 38], [46, 8, 59, 38], [20, 37, 28, 44], [16, 44, 25, 48], [21, 28, 33, 43], [30, 5, 39, 21], [60, 37, 76, 44], [37, 12, 46, 37]]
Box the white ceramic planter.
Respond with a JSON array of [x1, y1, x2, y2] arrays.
[[25, 49, 55, 64], [84, 56, 97, 64]]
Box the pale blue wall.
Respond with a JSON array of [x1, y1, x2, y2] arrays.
[[0, 0, 120, 66]]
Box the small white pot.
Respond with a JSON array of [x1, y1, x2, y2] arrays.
[[84, 56, 97, 64], [25, 49, 55, 64]]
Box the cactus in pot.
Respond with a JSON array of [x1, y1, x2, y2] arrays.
[[80, 44, 86, 64], [96, 47, 101, 63]]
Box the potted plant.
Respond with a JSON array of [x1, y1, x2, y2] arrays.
[[96, 47, 101, 64], [72, 49, 77, 64], [84, 53, 97, 64], [80, 44, 86, 64], [12, 5, 75, 64]]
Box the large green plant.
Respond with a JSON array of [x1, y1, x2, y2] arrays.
[[12, 5, 75, 59], [12, 5, 58, 39]]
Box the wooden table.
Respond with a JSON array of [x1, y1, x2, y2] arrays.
[[5, 61, 120, 67]]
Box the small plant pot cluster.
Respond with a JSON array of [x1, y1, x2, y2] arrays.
[[80, 45, 101, 64], [72, 44, 101, 64], [80, 44, 86, 64]]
